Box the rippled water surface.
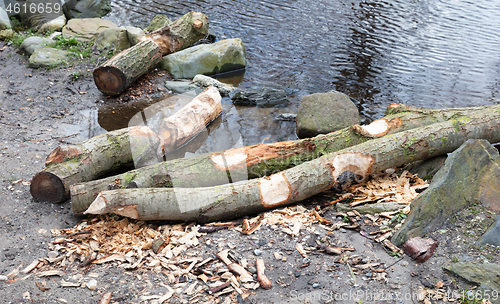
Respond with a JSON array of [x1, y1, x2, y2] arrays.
[[103, 0, 500, 146]]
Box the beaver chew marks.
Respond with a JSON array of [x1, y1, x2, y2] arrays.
[[331, 153, 374, 181], [259, 172, 291, 208]]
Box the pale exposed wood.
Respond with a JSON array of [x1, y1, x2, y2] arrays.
[[83, 106, 500, 221], [159, 86, 222, 152]]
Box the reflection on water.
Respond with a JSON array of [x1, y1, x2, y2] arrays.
[[99, 0, 500, 147]]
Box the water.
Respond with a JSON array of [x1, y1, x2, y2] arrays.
[[100, 0, 500, 147]]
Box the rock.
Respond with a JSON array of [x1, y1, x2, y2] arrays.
[[0, 275, 7, 281], [164, 80, 203, 95], [94, 26, 130, 53], [62, 18, 117, 42], [38, 15, 66, 33], [0, 29, 14, 40], [402, 237, 438, 263], [0, 7, 11, 30], [159, 38, 246, 79], [20, 36, 56, 56], [47, 251, 59, 259], [29, 47, 70, 68], [392, 139, 500, 246], [125, 26, 145, 46], [63, 0, 111, 20], [86, 278, 98, 290], [20, 0, 65, 32], [275, 113, 296, 121], [232, 88, 287, 107], [444, 262, 500, 304], [403, 155, 447, 180], [254, 249, 263, 256], [296, 91, 360, 138], [336, 201, 406, 214], [477, 215, 500, 246], [193, 74, 235, 96], [144, 14, 171, 33]]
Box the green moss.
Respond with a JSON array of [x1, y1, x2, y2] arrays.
[[123, 172, 136, 183]]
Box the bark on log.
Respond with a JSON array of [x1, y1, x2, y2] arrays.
[[159, 86, 222, 152], [83, 106, 500, 221], [31, 87, 221, 204], [30, 126, 161, 203], [71, 104, 500, 214], [93, 11, 209, 95]]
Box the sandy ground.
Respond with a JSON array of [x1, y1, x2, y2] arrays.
[[0, 39, 498, 304]]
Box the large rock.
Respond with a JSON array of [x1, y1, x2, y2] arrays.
[[125, 26, 145, 46], [231, 88, 287, 107], [20, 0, 65, 32], [94, 26, 130, 53], [444, 262, 500, 304], [63, 0, 111, 20], [20, 36, 56, 55], [164, 80, 203, 96], [62, 17, 117, 41], [296, 91, 360, 138], [0, 7, 11, 30], [477, 215, 500, 247], [29, 47, 70, 68], [158, 38, 246, 79], [144, 14, 171, 33], [392, 139, 500, 246]]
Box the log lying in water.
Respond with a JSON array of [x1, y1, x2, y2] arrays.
[[80, 105, 500, 219], [30, 126, 161, 203], [159, 86, 222, 152], [31, 87, 221, 204], [93, 11, 209, 95]]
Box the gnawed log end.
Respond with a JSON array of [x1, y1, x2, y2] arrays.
[[30, 172, 66, 203], [93, 66, 127, 96]]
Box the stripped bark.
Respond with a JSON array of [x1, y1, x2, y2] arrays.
[[31, 126, 161, 203], [93, 12, 209, 95], [70, 104, 500, 214], [159, 86, 222, 152], [83, 107, 500, 221]]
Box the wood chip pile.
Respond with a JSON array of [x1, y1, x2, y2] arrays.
[[5, 171, 431, 303]]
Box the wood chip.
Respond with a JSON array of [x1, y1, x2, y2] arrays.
[[60, 280, 81, 287], [99, 292, 112, 304], [21, 260, 40, 274], [92, 254, 126, 264], [36, 270, 64, 277]]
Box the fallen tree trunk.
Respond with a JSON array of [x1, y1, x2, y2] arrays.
[[159, 86, 222, 152], [93, 11, 209, 95], [31, 87, 221, 204], [83, 106, 500, 221], [71, 104, 500, 214], [30, 126, 161, 203]]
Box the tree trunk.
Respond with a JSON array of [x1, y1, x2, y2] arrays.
[[93, 11, 209, 95], [79, 105, 500, 219], [31, 87, 221, 204], [159, 86, 222, 152], [30, 126, 161, 203]]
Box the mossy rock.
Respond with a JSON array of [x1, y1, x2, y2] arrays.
[[144, 14, 171, 33], [94, 26, 130, 53], [29, 47, 70, 68]]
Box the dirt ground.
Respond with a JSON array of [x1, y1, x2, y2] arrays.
[[0, 39, 498, 304]]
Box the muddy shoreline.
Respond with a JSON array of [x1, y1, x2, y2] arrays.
[[0, 40, 498, 304]]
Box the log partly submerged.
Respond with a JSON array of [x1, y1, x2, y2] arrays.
[[93, 11, 209, 95], [31, 87, 221, 204], [70, 104, 500, 214], [83, 105, 500, 221]]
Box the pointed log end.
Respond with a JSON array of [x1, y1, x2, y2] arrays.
[[84, 194, 108, 215], [30, 172, 67, 203]]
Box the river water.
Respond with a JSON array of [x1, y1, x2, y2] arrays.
[[101, 0, 500, 148]]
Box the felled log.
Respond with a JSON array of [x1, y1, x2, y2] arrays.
[[93, 12, 209, 95], [83, 107, 500, 221], [70, 104, 500, 214], [159, 86, 222, 152], [30, 126, 161, 203], [31, 87, 221, 204]]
